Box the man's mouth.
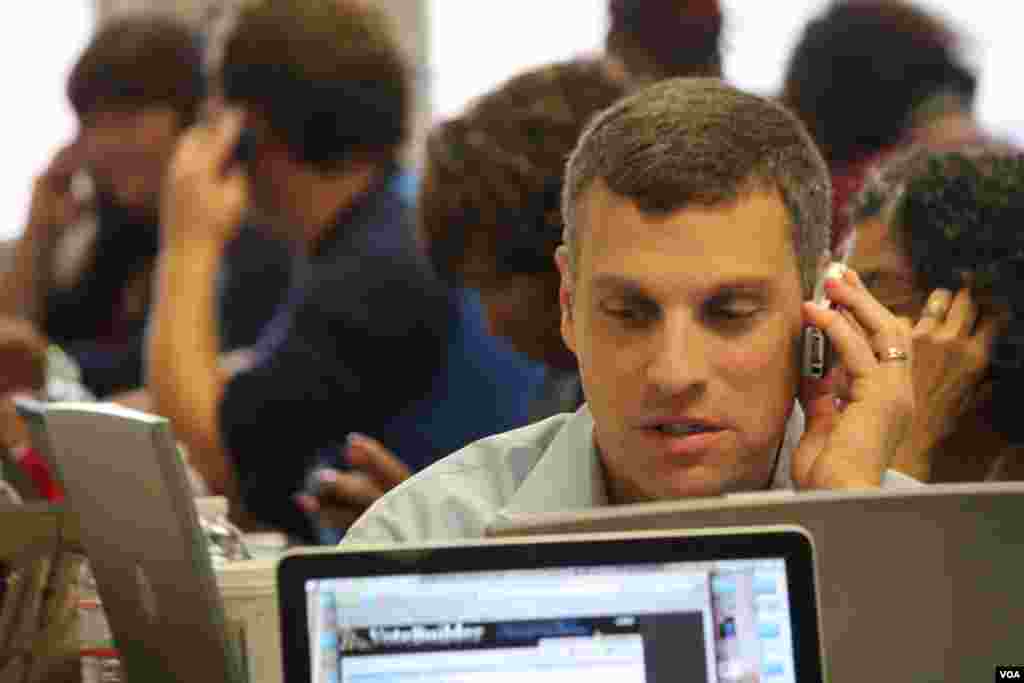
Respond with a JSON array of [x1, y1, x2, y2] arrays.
[[655, 423, 719, 436]]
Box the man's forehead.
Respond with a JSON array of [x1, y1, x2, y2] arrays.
[[576, 180, 797, 279]]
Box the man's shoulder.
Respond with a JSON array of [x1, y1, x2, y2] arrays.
[[343, 413, 575, 544]]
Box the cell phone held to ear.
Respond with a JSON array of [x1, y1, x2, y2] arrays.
[[231, 127, 256, 167], [802, 262, 849, 379]]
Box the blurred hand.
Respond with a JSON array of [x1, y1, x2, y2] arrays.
[[0, 394, 31, 452], [0, 316, 48, 396], [161, 108, 248, 248], [27, 142, 85, 234], [295, 433, 412, 532], [890, 287, 1001, 481], [793, 268, 915, 489]]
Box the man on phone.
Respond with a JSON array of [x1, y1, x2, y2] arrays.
[[148, 0, 450, 541], [0, 17, 206, 398], [345, 78, 920, 544]]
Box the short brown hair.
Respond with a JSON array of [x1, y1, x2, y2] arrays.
[[563, 78, 831, 297], [221, 0, 408, 171], [67, 15, 204, 125], [422, 59, 628, 283], [606, 0, 723, 84]]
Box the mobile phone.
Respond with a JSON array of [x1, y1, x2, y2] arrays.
[[802, 262, 848, 379], [230, 126, 256, 167]]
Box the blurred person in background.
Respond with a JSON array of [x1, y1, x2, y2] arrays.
[[605, 0, 724, 86], [848, 146, 1024, 482], [0, 15, 292, 399], [148, 0, 451, 542], [781, 0, 986, 255], [423, 58, 630, 419], [299, 59, 630, 538], [0, 16, 204, 397]]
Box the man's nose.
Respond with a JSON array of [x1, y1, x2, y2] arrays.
[[645, 313, 709, 397]]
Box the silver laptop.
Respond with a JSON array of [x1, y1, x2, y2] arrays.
[[489, 482, 1024, 683], [278, 526, 826, 683], [37, 401, 247, 683]]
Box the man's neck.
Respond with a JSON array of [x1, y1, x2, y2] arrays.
[[291, 163, 382, 252]]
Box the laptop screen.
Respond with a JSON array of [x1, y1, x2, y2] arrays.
[[304, 557, 798, 683]]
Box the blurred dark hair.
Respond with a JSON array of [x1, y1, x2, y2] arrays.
[[782, 1, 976, 167], [606, 0, 723, 83], [422, 59, 628, 284], [221, 0, 409, 172], [855, 146, 1024, 442], [67, 15, 204, 126]]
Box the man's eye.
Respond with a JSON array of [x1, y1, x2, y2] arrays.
[[602, 302, 655, 325], [706, 300, 761, 321]]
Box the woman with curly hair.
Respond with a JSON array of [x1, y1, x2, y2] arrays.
[[848, 146, 1024, 481]]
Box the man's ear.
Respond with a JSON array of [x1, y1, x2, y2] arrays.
[[554, 245, 577, 355], [809, 249, 832, 301]]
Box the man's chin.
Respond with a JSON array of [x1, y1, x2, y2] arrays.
[[657, 474, 731, 502]]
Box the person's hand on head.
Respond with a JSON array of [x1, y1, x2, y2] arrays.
[[793, 268, 915, 489], [889, 287, 1001, 480], [28, 141, 86, 235], [294, 433, 412, 533], [161, 107, 249, 249], [0, 317, 48, 398]]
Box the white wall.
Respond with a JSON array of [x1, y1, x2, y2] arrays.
[[0, 4, 93, 241], [429, 0, 607, 119], [430, 1, 1024, 145], [718, 1, 1022, 143]]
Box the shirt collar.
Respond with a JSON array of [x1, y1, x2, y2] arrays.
[[310, 162, 402, 263], [498, 400, 805, 519], [499, 404, 608, 517]]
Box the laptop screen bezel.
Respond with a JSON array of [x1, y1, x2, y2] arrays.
[[278, 528, 824, 683]]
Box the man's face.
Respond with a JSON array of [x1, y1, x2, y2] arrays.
[[559, 181, 805, 503], [79, 105, 183, 212]]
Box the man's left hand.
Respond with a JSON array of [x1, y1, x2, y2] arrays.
[[161, 108, 249, 248], [792, 268, 915, 489]]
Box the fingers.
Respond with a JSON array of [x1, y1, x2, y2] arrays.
[[803, 302, 878, 378], [50, 138, 83, 171], [944, 287, 980, 337], [209, 107, 246, 171], [293, 493, 363, 532], [914, 289, 953, 335], [317, 469, 386, 509], [916, 286, 1001, 376], [345, 433, 411, 490], [174, 107, 244, 176], [824, 269, 902, 345], [812, 269, 912, 377]]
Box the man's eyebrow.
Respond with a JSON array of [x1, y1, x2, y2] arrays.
[[590, 274, 775, 297], [707, 278, 775, 294], [591, 274, 649, 296]]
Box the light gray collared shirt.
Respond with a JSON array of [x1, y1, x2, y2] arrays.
[[343, 403, 919, 545]]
